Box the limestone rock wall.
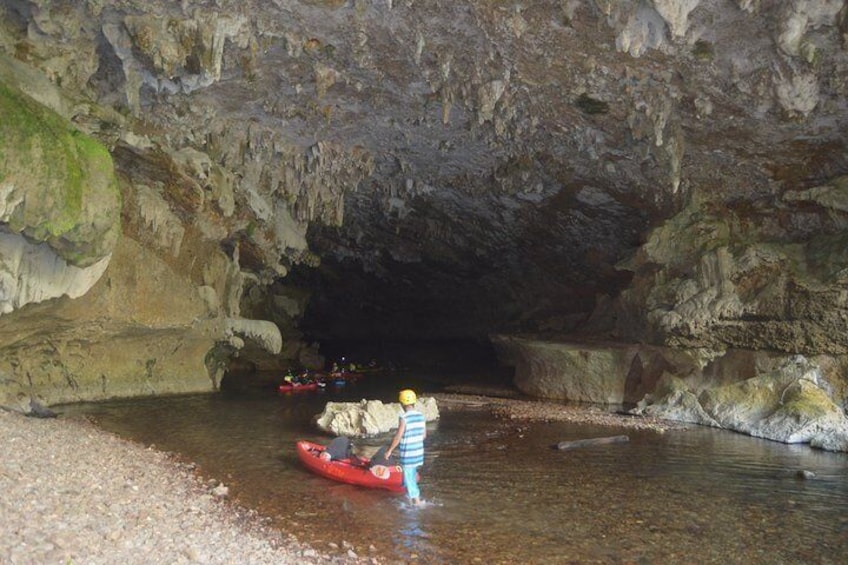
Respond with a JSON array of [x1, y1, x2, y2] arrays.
[[493, 335, 848, 452], [496, 337, 638, 405], [610, 181, 848, 355], [0, 236, 214, 408], [0, 70, 285, 409], [494, 334, 698, 405]]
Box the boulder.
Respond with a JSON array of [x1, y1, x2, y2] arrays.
[[635, 355, 848, 452], [0, 79, 121, 316], [314, 398, 439, 438]]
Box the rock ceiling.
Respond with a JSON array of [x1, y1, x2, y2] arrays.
[[2, 0, 847, 342]]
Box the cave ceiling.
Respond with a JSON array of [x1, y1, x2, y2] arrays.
[[2, 0, 847, 341]]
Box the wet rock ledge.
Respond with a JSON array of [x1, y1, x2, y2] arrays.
[[0, 409, 371, 565]]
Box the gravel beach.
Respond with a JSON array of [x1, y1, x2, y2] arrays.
[[0, 409, 369, 565]]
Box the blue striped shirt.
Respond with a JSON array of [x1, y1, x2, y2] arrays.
[[398, 410, 426, 466]]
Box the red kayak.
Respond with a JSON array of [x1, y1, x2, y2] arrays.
[[295, 440, 410, 492], [278, 382, 318, 393]]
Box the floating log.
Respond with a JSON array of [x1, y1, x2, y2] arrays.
[[555, 435, 630, 451]]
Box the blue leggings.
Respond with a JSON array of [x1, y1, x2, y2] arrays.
[[402, 464, 421, 500]]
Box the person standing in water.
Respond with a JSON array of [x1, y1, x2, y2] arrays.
[[385, 389, 426, 505]]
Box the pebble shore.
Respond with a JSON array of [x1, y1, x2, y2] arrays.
[[0, 409, 369, 565]]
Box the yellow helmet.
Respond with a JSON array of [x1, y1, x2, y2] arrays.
[[399, 389, 417, 406]]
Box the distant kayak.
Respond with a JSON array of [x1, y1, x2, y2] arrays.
[[295, 440, 410, 492], [278, 382, 318, 393]]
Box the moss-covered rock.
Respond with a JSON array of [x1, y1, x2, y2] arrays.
[[0, 81, 120, 267], [699, 375, 785, 429], [636, 355, 848, 452]]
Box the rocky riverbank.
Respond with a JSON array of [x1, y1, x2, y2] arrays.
[[0, 409, 372, 565]]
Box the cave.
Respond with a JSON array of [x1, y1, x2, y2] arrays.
[[0, 0, 847, 452]]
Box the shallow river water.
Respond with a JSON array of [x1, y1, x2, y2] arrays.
[[63, 376, 848, 564]]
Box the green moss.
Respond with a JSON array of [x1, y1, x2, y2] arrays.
[[1, 82, 79, 234], [0, 81, 121, 263], [782, 396, 830, 419], [799, 42, 821, 66], [702, 378, 779, 413], [693, 40, 714, 61], [781, 382, 834, 419], [644, 203, 733, 266]]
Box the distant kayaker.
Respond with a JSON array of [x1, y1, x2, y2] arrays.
[[385, 389, 426, 505]]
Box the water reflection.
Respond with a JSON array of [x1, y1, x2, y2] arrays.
[[61, 382, 848, 564]]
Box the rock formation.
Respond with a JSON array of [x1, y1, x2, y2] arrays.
[[0, 76, 120, 314], [315, 397, 440, 438], [634, 355, 848, 452]]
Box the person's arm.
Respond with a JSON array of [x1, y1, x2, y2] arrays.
[[385, 417, 405, 459]]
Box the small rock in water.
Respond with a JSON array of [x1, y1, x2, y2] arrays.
[[26, 399, 58, 418], [211, 484, 229, 497], [795, 469, 816, 480]]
